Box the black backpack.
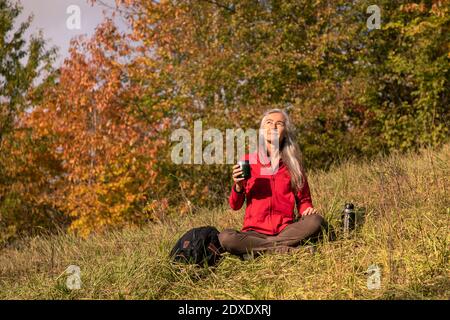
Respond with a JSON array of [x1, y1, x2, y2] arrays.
[[170, 226, 224, 267]]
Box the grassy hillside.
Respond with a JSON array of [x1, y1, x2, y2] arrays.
[[0, 144, 449, 299]]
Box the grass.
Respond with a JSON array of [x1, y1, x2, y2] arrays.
[[0, 143, 449, 299]]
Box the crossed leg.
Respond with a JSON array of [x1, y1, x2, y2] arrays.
[[218, 214, 325, 256]]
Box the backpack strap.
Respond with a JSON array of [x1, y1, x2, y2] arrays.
[[207, 242, 222, 256]]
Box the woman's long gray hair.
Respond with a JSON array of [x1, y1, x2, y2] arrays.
[[259, 108, 306, 192]]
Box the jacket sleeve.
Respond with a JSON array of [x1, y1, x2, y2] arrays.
[[229, 181, 246, 210], [295, 175, 314, 216]]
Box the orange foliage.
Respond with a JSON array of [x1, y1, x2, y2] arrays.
[[26, 19, 170, 236]]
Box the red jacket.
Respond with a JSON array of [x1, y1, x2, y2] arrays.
[[229, 152, 314, 235]]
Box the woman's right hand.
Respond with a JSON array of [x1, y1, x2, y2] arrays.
[[232, 164, 245, 192]]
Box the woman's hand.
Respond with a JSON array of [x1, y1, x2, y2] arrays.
[[232, 164, 245, 192], [302, 207, 320, 216]]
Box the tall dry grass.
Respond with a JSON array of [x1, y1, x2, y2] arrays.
[[0, 143, 448, 299]]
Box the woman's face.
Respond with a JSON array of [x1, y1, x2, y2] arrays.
[[262, 112, 286, 145]]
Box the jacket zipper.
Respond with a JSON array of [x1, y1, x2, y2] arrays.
[[270, 174, 275, 234]]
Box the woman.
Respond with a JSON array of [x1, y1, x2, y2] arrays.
[[218, 108, 326, 258]]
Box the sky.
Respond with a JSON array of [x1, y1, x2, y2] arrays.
[[15, 0, 129, 67]]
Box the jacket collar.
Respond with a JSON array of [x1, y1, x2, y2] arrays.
[[253, 149, 285, 169]]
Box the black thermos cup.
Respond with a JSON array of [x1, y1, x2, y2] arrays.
[[237, 160, 251, 179]]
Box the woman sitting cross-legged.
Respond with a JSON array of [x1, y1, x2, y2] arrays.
[[219, 108, 327, 259]]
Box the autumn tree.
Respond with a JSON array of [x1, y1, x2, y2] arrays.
[[27, 18, 175, 236], [7, 0, 448, 237], [0, 0, 63, 244], [114, 0, 449, 167], [99, 0, 390, 201]]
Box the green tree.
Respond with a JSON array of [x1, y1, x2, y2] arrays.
[[354, 0, 450, 151]]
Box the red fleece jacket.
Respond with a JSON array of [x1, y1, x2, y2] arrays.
[[229, 152, 314, 235]]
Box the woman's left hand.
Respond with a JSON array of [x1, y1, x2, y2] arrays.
[[302, 207, 320, 216]]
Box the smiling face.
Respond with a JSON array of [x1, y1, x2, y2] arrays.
[[262, 112, 286, 145]]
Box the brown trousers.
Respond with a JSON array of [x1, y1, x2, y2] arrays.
[[218, 214, 326, 256]]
